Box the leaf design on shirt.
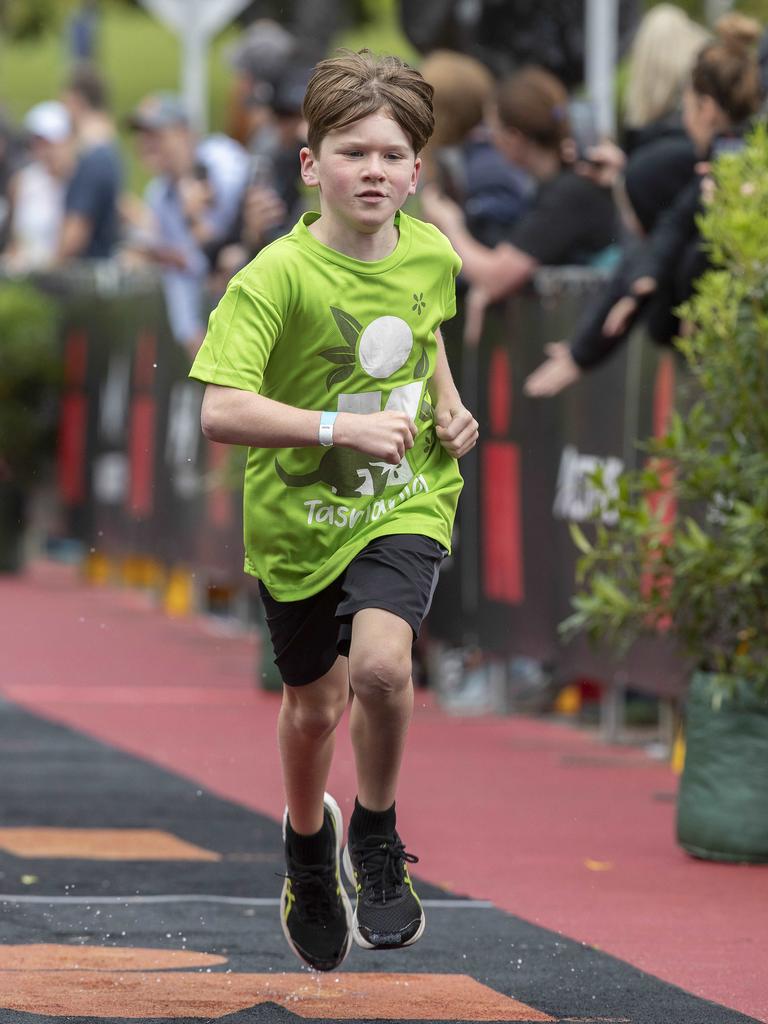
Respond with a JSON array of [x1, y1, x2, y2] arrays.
[[330, 306, 362, 350], [320, 346, 357, 365], [321, 306, 361, 390], [326, 364, 354, 389], [414, 346, 428, 379]]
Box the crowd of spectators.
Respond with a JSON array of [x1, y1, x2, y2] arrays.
[[0, 6, 766, 369]]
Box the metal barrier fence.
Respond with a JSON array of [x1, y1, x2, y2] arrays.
[[433, 270, 686, 713], [27, 265, 685, 710], [36, 266, 244, 589]]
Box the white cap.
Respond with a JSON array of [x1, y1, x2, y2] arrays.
[[23, 101, 72, 143]]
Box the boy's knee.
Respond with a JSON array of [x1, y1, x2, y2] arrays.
[[349, 649, 411, 702], [282, 690, 347, 740]]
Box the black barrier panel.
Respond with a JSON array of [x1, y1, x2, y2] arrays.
[[431, 268, 688, 698], [426, 297, 477, 648], [36, 264, 687, 696], [29, 267, 244, 585]]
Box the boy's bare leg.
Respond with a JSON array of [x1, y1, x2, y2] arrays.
[[278, 657, 350, 834], [348, 608, 414, 811]]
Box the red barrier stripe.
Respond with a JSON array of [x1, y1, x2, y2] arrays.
[[482, 442, 524, 604], [134, 332, 157, 392], [488, 346, 512, 437], [63, 330, 87, 387], [206, 440, 233, 530], [653, 351, 675, 438], [128, 396, 155, 518], [56, 395, 87, 506]]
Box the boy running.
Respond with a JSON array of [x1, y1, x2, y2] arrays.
[[190, 50, 478, 972]]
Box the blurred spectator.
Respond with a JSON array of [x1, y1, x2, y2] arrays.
[[525, 13, 764, 398], [419, 50, 532, 248], [0, 112, 21, 251], [67, 0, 100, 64], [60, 65, 122, 260], [622, 3, 710, 153], [421, 65, 618, 342], [211, 64, 312, 282], [400, 0, 643, 86], [225, 19, 297, 145], [126, 93, 249, 352], [3, 102, 75, 272], [760, 24, 768, 97]]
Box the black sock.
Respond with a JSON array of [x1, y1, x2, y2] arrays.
[[349, 797, 396, 841], [286, 813, 333, 865]]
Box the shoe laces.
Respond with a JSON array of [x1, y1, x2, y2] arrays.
[[355, 833, 418, 904], [282, 863, 339, 925]]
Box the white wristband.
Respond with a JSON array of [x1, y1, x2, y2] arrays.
[[319, 410, 338, 447]]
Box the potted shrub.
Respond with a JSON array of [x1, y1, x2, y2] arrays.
[[0, 280, 60, 572], [562, 125, 768, 863]]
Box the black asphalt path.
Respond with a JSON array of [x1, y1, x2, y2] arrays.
[[0, 698, 759, 1024]]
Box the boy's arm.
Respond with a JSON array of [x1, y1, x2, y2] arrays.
[[428, 328, 478, 459], [201, 384, 416, 466]]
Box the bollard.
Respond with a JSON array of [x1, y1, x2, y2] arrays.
[[163, 566, 195, 617]]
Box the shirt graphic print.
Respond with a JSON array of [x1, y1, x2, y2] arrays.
[[190, 210, 463, 600]]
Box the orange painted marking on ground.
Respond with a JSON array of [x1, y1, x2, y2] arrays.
[[0, 945, 554, 1020], [0, 828, 221, 861], [0, 945, 226, 971]]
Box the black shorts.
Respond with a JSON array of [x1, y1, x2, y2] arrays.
[[258, 534, 446, 687]]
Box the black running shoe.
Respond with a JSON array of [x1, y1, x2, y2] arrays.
[[343, 831, 425, 949], [280, 793, 353, 971]]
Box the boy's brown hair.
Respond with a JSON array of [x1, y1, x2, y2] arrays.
[[303, 49, 435, 155]]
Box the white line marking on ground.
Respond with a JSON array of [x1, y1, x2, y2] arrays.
[[0, 894, 493, 909]]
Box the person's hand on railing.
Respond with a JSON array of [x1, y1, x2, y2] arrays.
[[602, 276, 657, 337], [524, 342, 582, 397]]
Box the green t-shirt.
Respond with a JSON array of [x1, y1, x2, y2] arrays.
[[190, 210, 464, 600]]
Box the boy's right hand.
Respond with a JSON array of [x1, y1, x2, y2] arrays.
[[335, 411, 416, 465]]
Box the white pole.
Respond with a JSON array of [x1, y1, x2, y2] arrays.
[[138, 0, 252, 133], [181, 0, 208, 132], [585, 0, 619, 139], [705, 0, 734, 24]]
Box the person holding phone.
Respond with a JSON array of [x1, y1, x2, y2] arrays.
[[419, 66, 618, 317], [126, 93, 250, 354], [525, 13, 764, 397]]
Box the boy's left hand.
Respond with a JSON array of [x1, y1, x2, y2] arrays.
[[435, 403, 479, 459]]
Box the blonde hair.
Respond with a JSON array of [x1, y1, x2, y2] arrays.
[[419, 50, 495, 147], [691, 12, 762, 123], [625, 4, 710, 128], [303, 49, 434, 154]]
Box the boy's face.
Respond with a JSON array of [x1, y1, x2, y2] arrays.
[[300, 109, 421, 235]]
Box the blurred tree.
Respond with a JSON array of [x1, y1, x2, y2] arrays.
[[0, 0, 68, 39]]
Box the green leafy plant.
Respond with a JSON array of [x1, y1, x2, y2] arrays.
[[0, 281, 60, 485], [562, 124, 768, 698]]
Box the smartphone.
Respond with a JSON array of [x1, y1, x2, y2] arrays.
[[248, 153, 275, 189], [568, 100, 600, 163]]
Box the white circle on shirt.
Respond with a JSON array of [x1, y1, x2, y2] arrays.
[[358, 316, 414, 379]]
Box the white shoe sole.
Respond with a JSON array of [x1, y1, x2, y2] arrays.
[[280, 792, 354, 970], [342, 843, 426, 950]]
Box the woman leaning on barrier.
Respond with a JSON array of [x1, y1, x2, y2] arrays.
[[525, 13, 766, 398], [419, 65, 619, 344]]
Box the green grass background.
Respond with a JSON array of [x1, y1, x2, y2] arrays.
[[0, 0, 416, 192]]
